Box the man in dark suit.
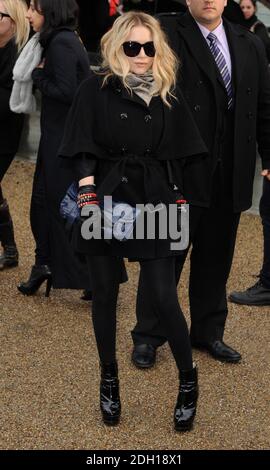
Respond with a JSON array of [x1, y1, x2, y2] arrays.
[[131, 0, 270, 365]]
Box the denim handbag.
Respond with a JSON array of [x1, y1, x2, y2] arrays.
[[60, 181, 80, 229], [60, 183, 141, 240]]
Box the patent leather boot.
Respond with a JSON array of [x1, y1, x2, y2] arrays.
[[17, 265, 52, 297], [100, 362, 121, 426], [174, 365, 198, 432]]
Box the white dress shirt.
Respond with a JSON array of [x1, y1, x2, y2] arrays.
[[196, 20, 232, 78]]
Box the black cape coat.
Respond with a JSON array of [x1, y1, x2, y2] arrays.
[[59, 74, 207, 259], [31, 28, 91, 288]]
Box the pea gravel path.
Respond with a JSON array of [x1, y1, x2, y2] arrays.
[[1, 160, 269, 450]]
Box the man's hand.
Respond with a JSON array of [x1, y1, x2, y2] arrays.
[[261, 169, 270, 181]]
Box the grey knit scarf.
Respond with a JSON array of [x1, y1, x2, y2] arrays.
[[126, 72, 156, 106], [10, 33, 43, 114]]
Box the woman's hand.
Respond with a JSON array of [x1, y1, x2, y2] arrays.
[[37, 59, 45, 69], [261, 169, 270, 181], [77, 185, 99, 211]]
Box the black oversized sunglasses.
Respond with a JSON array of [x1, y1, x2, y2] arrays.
[[122, 41, 156, 58]]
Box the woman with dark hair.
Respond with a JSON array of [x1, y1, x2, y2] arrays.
[[17, 0, 91, 295], [240, 0, 270, 62], [0, 0, 29, 270]]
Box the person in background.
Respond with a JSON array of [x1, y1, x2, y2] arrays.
[[223, 0, 245, 26], [131, 0, 270, 368], [228, 0, 270, 306], [0, 0, 29, 270], [240, 0, 270, 61], [17, 0, 91, 296], [229, 176, 270, 306]]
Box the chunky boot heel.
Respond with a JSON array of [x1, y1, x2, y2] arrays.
[[174, 365, 198, 432], [18, 265, 52, 297], [100, 362, 121, 426]]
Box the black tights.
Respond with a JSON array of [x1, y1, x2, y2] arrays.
[[30, 162, 50, 265], [87, 255, 193, 371]]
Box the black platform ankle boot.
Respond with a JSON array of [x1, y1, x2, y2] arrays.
[[174, 365, 198, 432], [17, 265, 52, 297], [100, 362, 121, 426], [0, 200, 19, 269]]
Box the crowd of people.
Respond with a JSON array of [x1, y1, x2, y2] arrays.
[[0, 0, 270, 431]]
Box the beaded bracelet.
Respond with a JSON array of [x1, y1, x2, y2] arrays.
[[77, 192, 99, 209]]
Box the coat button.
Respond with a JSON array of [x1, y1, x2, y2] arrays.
[[194, 104, 201, 112], [246, 87, 252, 94], [121, 176, 128, 183], [116, 88, 121, 93], [120, 113, 128, 119], [196, 80, 203, 86], [247, 135, 252, 142], [144, 114, 152, 123], [144, 149, 151, 155], [121, 146, 127, 154], [247, 111, 253, 119]]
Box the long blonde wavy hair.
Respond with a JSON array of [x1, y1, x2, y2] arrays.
[[100, 11, 179, 107], [3, 0, 29, 50]]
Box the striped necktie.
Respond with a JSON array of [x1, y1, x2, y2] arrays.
[[207, 32, 233, 110]]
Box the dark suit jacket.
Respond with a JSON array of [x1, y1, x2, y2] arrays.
[[159, 11, 270, 212]]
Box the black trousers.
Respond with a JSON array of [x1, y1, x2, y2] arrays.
[[30, 160, 50, 266], [132, 202, 240, 346], [132, 108, 241, 346], [87, 255, 193, 371], [259, 178, 270, 289]]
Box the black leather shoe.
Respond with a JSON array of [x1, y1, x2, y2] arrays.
[[229, 280, 270, 306], [81, 289, 92, 301], [132, 344, 157, 369], [191, 339, 241, 363]]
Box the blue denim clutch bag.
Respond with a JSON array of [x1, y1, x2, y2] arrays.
[[60, 181, 80, 229], [60, 182, 141, 240]]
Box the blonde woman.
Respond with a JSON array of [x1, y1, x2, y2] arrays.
[[0, 0, 29, 269], [59, 12, 207, 430]]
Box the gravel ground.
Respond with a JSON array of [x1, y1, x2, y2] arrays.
[[0, 160, 269, 450]]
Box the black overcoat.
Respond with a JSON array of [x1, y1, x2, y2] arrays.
[[31, 29, 91, 288], [0, 39, 24, 157], [158, 11, 270, 212], [59, 74, 207, 259]]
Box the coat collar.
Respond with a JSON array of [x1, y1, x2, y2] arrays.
[[109, 75, 161, 109], [176, 11, 250, 90]]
